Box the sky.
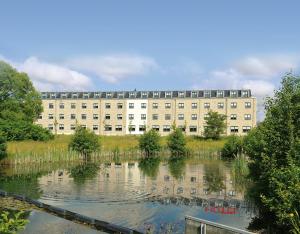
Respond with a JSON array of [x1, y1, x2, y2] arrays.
[[1, 0, 300, 120]]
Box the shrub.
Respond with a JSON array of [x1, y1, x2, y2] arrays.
[[0, 132, 7, 160], [139, 129, 161, 156], [204, 111, 226, 140], [221, 135, 243, 159], [0, 210, 29, 234], [167, 127, 186, 156], [69, 126, 100, 159]]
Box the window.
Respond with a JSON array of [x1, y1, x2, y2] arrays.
[[139, 125, 146, 132], [48, 114, 54, 120], [204, 103, 210, 109], [128, 114, 134, 120], [165, 103, 171, 109], [141, 114, 146, 120], [81, 125, 86, 129], [81, 114, 87, 120], [178, 103, 184, 109], [129, 103, 134, 109], [244, 114, 251, 120], [128, 125, 136, 131], [38, 115, 42, 119], [94, 93, 100, 98], [243, 126, 251, 133], [105, 125, 112, 131], [191, 91, 197, 98], [71, 103, 76, 109], [191, 103, 197, 109], [105, 103, 111, 109], [115, 125, 122, 131], [152, 103, 158, 109], [218, 102, 224, 109], [204, 91, 211, 98], [152, 114, 158, 120], [153, 92, 159, 98], [141, 103, 146, 109], [71, 114, 76, 120], [230, 90, 237, 97], [117, 103, 123, 109], [242, 90, 249, 97], [72, 93, 78, 99], [93, 125, 98, 131], [82, 103, 87, 109], [204, 114, 209, 119], [93, 103, 99, 109], [83, 93, 89, 99], [163, 125, 171, 132], [152, 125, 160, 131], [117, 114, 122, 120], [178, 91, 185, 98], [178, 125, 186, 132], [217, 90, 224, 98], [141, 92, 148, 98], [191, 177, 197, 183], [190, 126, 197, 132], [59, 103, 64, 109], [129, 92, 135, 98], [165, 92, 172, 98], [106, 92, 112, 98], [105, 114, 110, 120], [59, 114, 64, 120], [93, 114, 99, 120], [178, 114, 184, 120], [230, 114, 237, 120], [70, 124, 76, 130], [230, 126, 239, 133], [48, 124, 53, 130], [165, 114, 171, 120], [245, 102, 251, 108], [191, 114, 197, 120], [59, 124, 64, 130], [49, 103, 54, 109], [231, 102, 237, 108]]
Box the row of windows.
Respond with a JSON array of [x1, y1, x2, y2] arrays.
[[43, 113, 252, 121], [48, 124, 252, 133], [48, 101, 252, 110]]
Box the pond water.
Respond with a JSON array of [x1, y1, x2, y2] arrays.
[[0, 157, 254, 233]]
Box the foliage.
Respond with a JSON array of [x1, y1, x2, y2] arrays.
[[245, 73, 300, 233], [0, 61, 53, 141], [167, 127, 186, 156], [0, 132, 7, 160], [69, 163, 99, 185], [168, 156, 186, 180], [290, 211, 300, 234], [221, 135, 243, 159], [204, 163, 225, 192], [69, 126, 100, 158], [231, 157, 249, 193], [0, 210, 29, 234], [204, 111, 226, 140], [138, 157, 161, 178], [139, 129, 161, 156]]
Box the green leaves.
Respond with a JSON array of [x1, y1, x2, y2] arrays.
[[204, 111, 226, 140], [139, 129, 161, 156], [167, 127, 186, 156], [0, 210, 29, 234]]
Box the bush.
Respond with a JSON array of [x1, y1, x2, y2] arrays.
[[221, 135, 243, 159], [0, 132, 7, 160], [167, 127, 186, 156], [69, 126, 100, 159], [139, 129, 161, 156], [0, 210, 29, 234], [204, 111, 227, 140]]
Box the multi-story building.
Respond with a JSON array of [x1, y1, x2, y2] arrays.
[[37, 89, 256, 136]]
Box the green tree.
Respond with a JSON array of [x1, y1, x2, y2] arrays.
[[0, 61, 53, 141], [139, 129, 161, 156], [167, 126, 186, 156], [0, 132, 7, 160], [245, 73, 300, 233], [221, 135, 243, 159], [204, 111, 226, 139], [69, 126, 100, 159]]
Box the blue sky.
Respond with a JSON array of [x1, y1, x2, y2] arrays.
[[1, 0, 300, 118]]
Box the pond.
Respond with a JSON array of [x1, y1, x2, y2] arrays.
[[0, 157, 254, 233]]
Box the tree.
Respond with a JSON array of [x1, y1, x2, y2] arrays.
[[0, 132, 7, 160], [69, 126, 100, 159], [221, 135, 243, 159], [139, 129, 161, 156], [204, 111, 226, 139], [0, 61, 53, 141], [167, 126, 186, 156], [244, 73, 300, 233]]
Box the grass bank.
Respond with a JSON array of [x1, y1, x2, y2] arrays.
[[5, 135, 226, 164]]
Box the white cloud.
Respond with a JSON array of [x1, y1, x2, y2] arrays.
[[66, 54, 158, 83], [1, 56, 93, 91]]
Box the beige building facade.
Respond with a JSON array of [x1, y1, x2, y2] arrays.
[[37, 89, 256, 136]]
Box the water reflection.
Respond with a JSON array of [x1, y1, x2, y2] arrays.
[[69, 163, 99, 185], [203, 163, 225, 193], [138, 157, 160, 178], [168, 156, 186, 180]]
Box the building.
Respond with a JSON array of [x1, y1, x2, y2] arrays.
[[37, 89, 256, 136]]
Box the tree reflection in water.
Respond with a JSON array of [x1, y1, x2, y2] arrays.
[[69, 163, 99, 185], [204, 163, 225, 193], [138, 157, 160, 178], [168, 156, 186, 180]]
